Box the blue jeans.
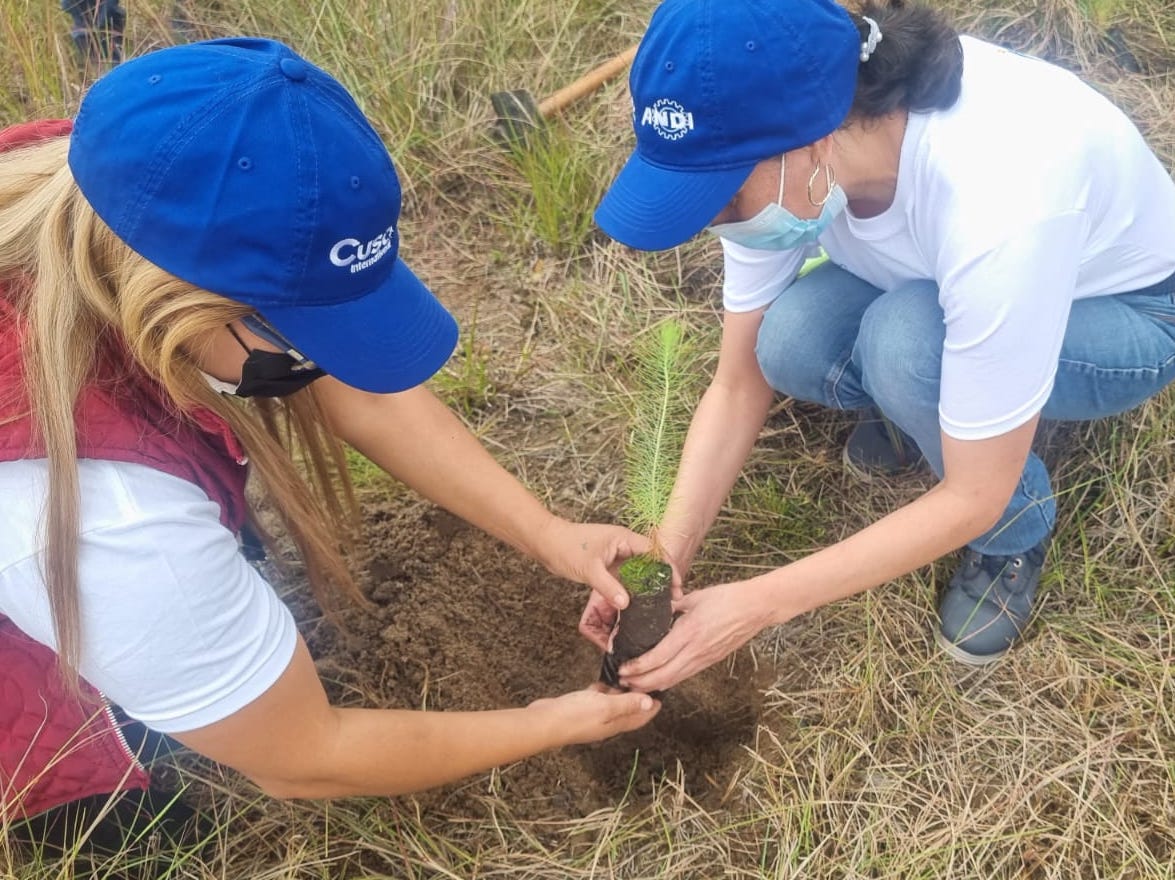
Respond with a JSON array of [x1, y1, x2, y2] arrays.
[[755, 263, 1175, 555]]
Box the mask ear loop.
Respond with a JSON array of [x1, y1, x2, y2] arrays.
[[776, 153, 787, 206], [807, 161, 836, 207], [226, 322, 252, 354], [237, 314, 320, 370]]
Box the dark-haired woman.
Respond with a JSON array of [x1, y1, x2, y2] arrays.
[[580, 0, 1175, 687]]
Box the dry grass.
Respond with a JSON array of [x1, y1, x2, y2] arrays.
[[2, 0, 1174, 877]]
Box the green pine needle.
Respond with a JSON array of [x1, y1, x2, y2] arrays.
[[625, 318, 693, 537]]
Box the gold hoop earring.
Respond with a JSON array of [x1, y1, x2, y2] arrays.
[[807, 162, 836, 207]]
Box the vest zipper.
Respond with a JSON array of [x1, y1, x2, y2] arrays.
[[100, 695, 148, 773]]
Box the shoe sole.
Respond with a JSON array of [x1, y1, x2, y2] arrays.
[[841, 443, 879, 484], [934, 629, 1008, 666]]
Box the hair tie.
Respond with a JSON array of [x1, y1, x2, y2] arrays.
[[860, 16, 883, 62]]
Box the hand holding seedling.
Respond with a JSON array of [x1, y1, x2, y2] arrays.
[[614, 579, 776, 693], [534, 517, 653, 610], [579, 561, 683, 650]]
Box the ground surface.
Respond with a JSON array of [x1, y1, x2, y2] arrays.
[[296, 497, 775, 819]]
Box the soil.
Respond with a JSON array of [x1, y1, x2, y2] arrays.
[[294, 495, 775, 819]]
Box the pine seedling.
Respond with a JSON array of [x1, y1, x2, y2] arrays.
[[601, 317, 695, 686], [624, 318, 690, 545]]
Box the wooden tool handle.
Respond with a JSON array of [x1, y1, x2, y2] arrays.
[[537, 43, 639, 118]]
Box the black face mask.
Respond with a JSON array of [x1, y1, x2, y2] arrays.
[[233, 348, 326, 398], [226, 320, 326, 399]]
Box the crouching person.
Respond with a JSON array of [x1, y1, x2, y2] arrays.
[[0, 38, 657, 819]]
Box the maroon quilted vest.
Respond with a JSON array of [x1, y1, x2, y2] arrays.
[[0, 120, 250, 818]]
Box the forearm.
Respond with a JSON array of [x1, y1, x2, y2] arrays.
[[319, 381, 555, 561], [611, 485, 995, 693], [177, 640, 659, 800], [615, 426, 1036, 692], [269, 704, 562, 799], [758, 480, 1000, 623], [660, 376, 774, 573], [757, 422, 1038, 621]]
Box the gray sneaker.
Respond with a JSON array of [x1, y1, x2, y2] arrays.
[[936, 541, 1048, 665], [842, 408, 923, 480]]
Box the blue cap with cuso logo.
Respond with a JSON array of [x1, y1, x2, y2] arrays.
[[595, 0, 861, 251], [68, 38, 457, 393]]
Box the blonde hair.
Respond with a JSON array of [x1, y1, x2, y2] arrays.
[[0, 136, 365, 691]]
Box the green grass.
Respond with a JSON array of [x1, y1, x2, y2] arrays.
[[344, 446, 393, 491], [3, 0, 1175, 877], [501, 125, 609, 254], [430, 298, 498, 419]]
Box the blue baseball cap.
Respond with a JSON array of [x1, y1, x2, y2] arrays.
[[595, 0, 861, 251], [68, 38, 457, 393]]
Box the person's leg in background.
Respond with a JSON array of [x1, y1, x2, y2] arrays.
[[853, 272, 1175, 663]]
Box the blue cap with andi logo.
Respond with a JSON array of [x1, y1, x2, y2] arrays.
[[595, 0, 861, 251], [69, 38, 457, 393]]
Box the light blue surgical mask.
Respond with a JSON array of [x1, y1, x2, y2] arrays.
[[708, 154, 847, 250]]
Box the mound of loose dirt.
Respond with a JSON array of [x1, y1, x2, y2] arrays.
[[298, 497, 774, 819]]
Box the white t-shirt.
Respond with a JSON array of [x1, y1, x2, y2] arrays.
[[0, 458, 297, 734], [722, 36, 1175, 440]]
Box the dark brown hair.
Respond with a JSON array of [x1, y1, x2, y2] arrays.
[[850, 0, 964, 118]]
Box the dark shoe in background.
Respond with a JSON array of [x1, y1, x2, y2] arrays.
[[62, 0, 126, 67], [170, 0, 200, 43], [842, 407, 924, 481], [171, 1, 227, 44], [936, 540, 1049, 665]]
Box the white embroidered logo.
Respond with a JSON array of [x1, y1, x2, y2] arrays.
[[640, 98, 695, 141], [329, 224, 397, 274]]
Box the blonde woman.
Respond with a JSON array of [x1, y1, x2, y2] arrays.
[[0, 38, 657, 819]]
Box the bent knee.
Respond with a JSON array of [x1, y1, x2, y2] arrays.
[[755, 327, 826, 401], [855, 282, 944, 398], [756, 299, 845, 401]]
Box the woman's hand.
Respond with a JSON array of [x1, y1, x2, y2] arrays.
[[578, 589, 618, 651], [616, 579, 776, 693], [578, 552, 686, 650], [528, 685, 660, 745], [536, 517, 652, 610]]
